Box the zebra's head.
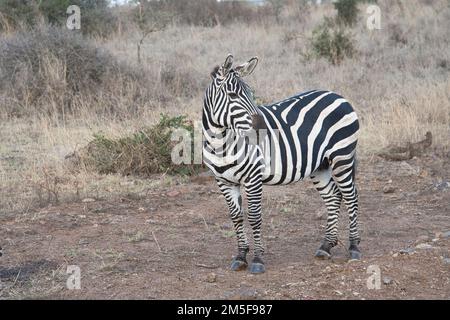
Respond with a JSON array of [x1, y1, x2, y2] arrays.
[[204, 54, 263, 136]]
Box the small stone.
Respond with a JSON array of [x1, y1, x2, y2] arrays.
[[443, 258, 450, 265], [392, 253, 399, 258], [383, 276, 393, 285], [167, 191, 180, 197], [434, 181, 450, 191], [78, 239, 89, 245], [383, 186, 396, 194], [82, 198, 95, 203], [415, 243, 433, 250], [78, 214, 86, 219], [442, 231, 450, 239], [399, 248, 415, 255], [206, 273, 217, 283]]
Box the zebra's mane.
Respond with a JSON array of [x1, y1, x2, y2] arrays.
[[210, 65, 220, 78], [236, 76, 255, 101]]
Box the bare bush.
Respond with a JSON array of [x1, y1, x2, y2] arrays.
[[0, 26, 203, 120], [0, 26, 132, 118]]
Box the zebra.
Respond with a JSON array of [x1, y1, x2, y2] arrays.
[[202, 54, 361, 274]]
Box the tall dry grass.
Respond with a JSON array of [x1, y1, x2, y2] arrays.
[[0, 0, 449, 213]]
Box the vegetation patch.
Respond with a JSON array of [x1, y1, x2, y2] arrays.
[[310, 18, 355, 65], [69, 114, 201, 177]]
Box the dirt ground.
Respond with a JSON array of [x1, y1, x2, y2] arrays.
[[0, 154, 449, 300]]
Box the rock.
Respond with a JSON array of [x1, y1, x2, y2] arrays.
[[442, 231, 450, 239], [206, 273, 217, 283], [82, 198, 95, 203], [415, 243, 433, 250], [392, 253, 399, 258], [434, 181, 450, 191], [383, 276, 393, 285], [78, 239, 89, 245], [443, 258, 450, 265], [399, 248, 415, 255], [167, 190, 180, 197], [383, 186, 396, 194]]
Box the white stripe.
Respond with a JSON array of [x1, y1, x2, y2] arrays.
[[304, 98, 346, 177], [280, 90, 319, 123], [314, 112, 358, 170], [292, 92, 334, 181]]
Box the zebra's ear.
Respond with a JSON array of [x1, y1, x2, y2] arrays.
[[222, 54, 234, 75], [235, 57, 258, 78]]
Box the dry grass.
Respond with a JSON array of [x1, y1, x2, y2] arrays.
[[0, 0, 449, 213]]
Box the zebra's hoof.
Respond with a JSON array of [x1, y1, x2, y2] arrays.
[[249, 263, 265, 274], [231, 258, 248, 271], [249, 256, 265, 274], [348, 242, 361, 261], [349, 249, 362, 261], [314, 249, 331, 260]]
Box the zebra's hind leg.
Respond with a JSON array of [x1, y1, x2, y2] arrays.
[[216, 180, 250, 271], [310, 167, 342, 260], [244, 174, 265, 274], [331, 155, 361, 261]]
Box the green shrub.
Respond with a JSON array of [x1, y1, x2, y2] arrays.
[[74, 114, 201, 176], [310, 18, 355, 65], [334, 0, 360, 26], [334, 0, 378, 27]]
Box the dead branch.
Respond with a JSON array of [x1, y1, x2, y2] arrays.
[[378, 131, 432, 161]]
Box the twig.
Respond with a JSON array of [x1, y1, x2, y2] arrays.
[[195, 263, 219, 269], [12, 269, 21, 288], [152, 231, 162, 253], [201, 214, 209, 231]]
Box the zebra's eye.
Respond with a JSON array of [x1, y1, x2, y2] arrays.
[[228, 92, 239, 99]]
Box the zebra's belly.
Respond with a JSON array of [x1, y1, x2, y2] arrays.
[[258, 131, 311, 185]]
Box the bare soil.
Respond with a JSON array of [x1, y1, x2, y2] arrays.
[[1, 155, 449, 299]]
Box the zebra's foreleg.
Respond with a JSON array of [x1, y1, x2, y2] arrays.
[[216, 180, 249, 271], [244, 174, 265, 274], [332, 159, 361, 260], [311, 168, 342, 259]]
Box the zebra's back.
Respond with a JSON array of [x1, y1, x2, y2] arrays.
[[258, 90, 359, 185]]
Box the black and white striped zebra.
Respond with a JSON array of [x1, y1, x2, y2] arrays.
[[202, 55, 361, 274]]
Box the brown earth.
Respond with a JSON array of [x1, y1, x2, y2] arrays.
[[0, 155, 449, 299]]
